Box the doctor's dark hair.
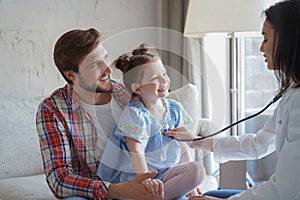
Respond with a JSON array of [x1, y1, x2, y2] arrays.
[[114, 43, 160, 95], [53, 28, 102, 84], [264, 0, 300, 94]]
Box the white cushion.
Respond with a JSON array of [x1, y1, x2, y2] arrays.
[[0, 96, 44, 179], [0, 174, 55, 200], [168, 84, 200, 134]]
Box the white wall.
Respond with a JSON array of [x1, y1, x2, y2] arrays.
[[0, 0, 159, 98]]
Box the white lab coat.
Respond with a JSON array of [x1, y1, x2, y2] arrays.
[[213, 86, 300, 200]]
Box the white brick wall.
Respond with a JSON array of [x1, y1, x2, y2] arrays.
[[0, 0, 159, 98]]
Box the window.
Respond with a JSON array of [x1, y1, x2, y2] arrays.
[[239, 36, 279, 185], [241, 36, 278, 120]]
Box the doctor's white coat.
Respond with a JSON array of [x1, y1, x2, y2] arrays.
[[213, 86, 300, 200]]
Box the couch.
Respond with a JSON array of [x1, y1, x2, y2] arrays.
[[0, 84, 217, 200]]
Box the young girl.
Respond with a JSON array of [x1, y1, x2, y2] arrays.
[[167, 1, 300, 199], [97, 44, 205, 200]]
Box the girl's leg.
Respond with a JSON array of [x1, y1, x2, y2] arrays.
[[161, 161, 206, 200]]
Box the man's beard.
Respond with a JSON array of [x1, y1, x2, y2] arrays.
[[78, 74, 112, 93]]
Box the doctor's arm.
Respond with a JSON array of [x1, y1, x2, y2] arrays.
[[227, 94, 300, 200], [227, 133, 300, 200], [166, 118, 276, 163]]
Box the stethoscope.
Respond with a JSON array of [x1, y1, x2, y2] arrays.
[[168, 94, 283, 142]]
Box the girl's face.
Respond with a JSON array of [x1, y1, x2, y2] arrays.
[[135, 59, 170, 101], [260, 20, 276, 70]]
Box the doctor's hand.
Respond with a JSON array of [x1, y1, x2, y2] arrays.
[[165, 126, 214, 151], [165, 126, 195, 140]]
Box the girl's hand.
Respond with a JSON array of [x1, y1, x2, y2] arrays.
[[142, 179, 164, 200], [165, 126, 195, 140]]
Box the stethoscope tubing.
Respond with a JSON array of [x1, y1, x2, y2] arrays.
[[171, 94, 282, 142]]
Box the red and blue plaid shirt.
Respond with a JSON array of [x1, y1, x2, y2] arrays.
[[36, 80, 130, 199]]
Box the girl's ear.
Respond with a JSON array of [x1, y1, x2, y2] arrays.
[[131, 83, 142, 94], [64, 71, 76, 83]]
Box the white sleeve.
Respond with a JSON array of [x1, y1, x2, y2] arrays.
[[213, 108, 277, 163], [229, 92, 300, 200], [229, 138, 300, 200]]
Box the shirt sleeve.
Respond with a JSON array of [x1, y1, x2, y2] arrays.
[[114, 105, 150, 147], [213, 106, 277, 163], [36, 102, 108, 199], [229, 94, 300, 200]]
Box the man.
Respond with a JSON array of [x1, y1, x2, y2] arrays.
[[36, 28, 162, 199]]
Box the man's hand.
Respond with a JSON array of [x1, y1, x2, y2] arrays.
[[106, 171, 159, 200], [142, 179, 164, 200]]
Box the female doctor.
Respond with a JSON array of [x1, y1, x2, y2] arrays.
[[166, 0, 300, 199]]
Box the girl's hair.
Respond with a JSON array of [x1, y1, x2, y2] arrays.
[[54, 28, 102, 84], [114, 43, 159, 95], [264, 0, 300, 94]]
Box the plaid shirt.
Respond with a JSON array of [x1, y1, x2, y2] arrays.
[[36, 80, 130, 199]]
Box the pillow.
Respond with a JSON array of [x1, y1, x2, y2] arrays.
[[168, 84, 200, 134]]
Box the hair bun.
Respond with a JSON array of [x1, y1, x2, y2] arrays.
[[132, 43, 151, 56], [115, 54, 130, 73]]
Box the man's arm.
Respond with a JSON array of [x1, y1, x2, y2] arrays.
[[36, 103, 107, 199], [106, 171, 158, 199]]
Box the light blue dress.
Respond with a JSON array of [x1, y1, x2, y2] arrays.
[[97, 97, 192, 183]]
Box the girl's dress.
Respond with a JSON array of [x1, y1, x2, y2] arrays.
[[97, 97, 193, 183]]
